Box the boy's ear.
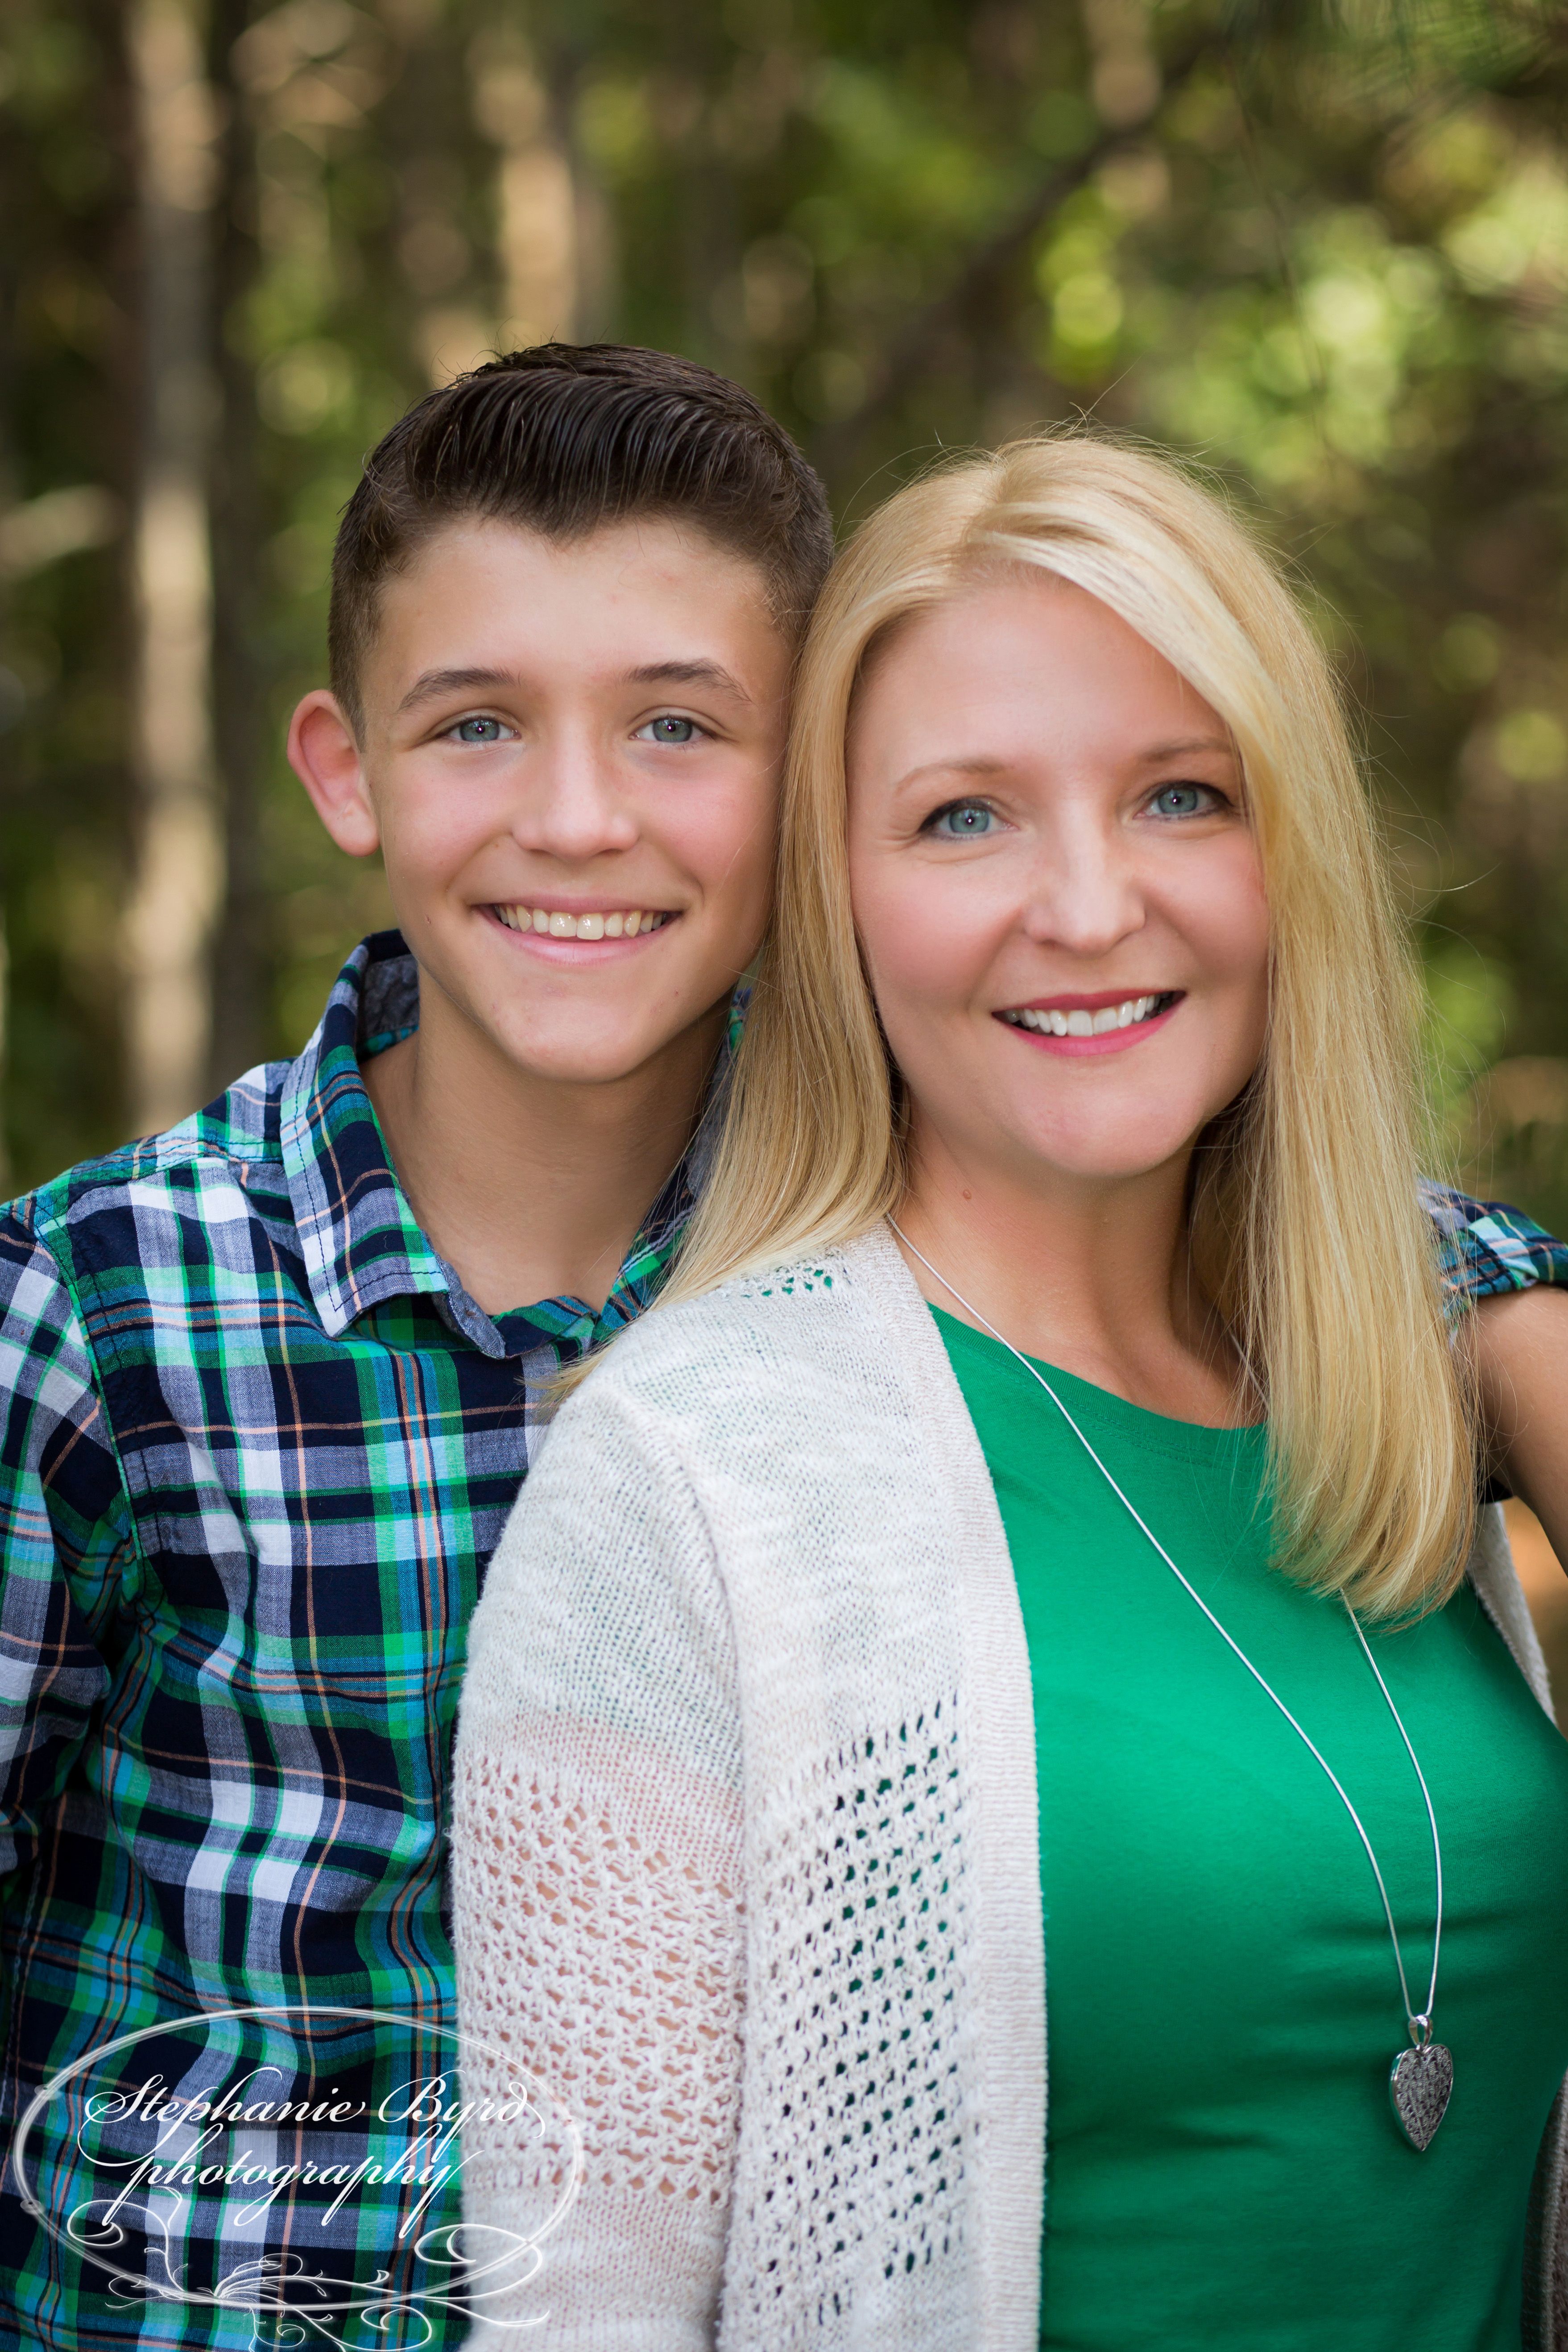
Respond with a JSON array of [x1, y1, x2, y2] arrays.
[[288, 691, 381, 857]]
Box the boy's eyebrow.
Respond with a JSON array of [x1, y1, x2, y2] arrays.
[[624, 658, 751, 701], [395, 666, 518, 715], [394, 658, 753, 716]]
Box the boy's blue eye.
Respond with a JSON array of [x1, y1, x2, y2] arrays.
[[638, 716, 701, 744], [930, 801, 996, 837], [451, 716, 507, 744], [1150, 783, 1211, 818]]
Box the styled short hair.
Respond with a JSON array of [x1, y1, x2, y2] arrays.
[[329, 344, 835, 729], [663, 431, 1475, 1621]]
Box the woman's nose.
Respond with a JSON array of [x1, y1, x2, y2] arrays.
[[1022, 820, 1146, 956]]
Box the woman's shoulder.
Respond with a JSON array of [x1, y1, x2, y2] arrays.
[[547, 1221, 937, 1467], [587, 1225, 903, 1389]]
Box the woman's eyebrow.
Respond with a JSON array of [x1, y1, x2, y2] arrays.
[[889, 754, 1006, 792], [1137, 734, 1235, 761]]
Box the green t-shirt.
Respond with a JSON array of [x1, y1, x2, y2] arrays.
[[935, 1304, 1568, 2351]]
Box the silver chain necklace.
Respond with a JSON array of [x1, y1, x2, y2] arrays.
[[890, 1219, 1454, 2150]]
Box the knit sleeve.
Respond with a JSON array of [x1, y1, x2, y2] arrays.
[[451, 1373, 745, 2350]]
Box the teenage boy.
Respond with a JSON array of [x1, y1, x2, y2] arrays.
[[0, 344, 831, 2349], [0, 342, 1564, 2351]]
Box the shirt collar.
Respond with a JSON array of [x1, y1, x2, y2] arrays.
[[281, 932, 444, 1340], [281, 930, 742, 1357]]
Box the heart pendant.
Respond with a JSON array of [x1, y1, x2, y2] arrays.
[[1389, 2041, 1453, 2149]]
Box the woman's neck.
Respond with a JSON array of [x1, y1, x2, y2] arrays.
[[893, 1123, 1253, 1428]]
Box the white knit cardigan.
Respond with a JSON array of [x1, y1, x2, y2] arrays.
[[451, 1223, 1567, 2351]]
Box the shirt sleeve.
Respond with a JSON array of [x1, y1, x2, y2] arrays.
[[1420, 1182, 1568, 1306], [0, 1207, 128, 1886]]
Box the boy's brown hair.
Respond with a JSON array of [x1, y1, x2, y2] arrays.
[[329, 343, 836, 732]]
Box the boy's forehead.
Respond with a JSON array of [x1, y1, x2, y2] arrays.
[[368, 511, 784, 683], [399, 515, 771, 630]]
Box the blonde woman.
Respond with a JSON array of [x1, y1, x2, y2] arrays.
[[451, 438, 1568, 2349]]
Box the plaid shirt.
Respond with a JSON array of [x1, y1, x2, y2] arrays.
[[0, 933, 733, 2349], [0, 932, 1561, 2348], [1421, 1179, 1568, 1303]]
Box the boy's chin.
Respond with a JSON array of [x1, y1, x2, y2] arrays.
[[475, 1006, 723, 1090], [411, 928, 738, 1089]]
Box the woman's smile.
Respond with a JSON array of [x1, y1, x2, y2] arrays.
[[996, 989, 1184, 1055]]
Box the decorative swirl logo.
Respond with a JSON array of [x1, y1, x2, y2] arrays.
[[9, 2003, 583, 2348]]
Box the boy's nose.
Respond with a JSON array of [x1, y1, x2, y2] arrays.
[[513, 742, 639, 861]]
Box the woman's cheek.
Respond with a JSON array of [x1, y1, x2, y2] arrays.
[[1210, 838, 1269, 965], [865, 925, 962, 1035], [1201, 882, 1271, 1089], [865, 868, 990, 1004]]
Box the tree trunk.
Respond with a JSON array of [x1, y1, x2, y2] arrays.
[[0, 911, 10, 1199], [124, 0, 223, 1135], [207, 0, 266, 1091], [471, 34, 581, 350]]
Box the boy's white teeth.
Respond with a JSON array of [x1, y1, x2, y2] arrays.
[[1002, 994, 1167, 1036], [492, 906, 669, 939]]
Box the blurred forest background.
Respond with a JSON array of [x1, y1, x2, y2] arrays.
[[4, 0, 1568, 1220]]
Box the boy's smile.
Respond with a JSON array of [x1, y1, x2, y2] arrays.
[[290, 513, 790, 1093], [488, 901, 674, 947]]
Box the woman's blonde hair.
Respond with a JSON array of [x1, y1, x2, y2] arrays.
[[667, 432, 1475, 1619]]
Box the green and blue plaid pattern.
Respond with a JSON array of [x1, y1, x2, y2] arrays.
[[1422, 1177, 1568, 1303], [0, 930, 1560, 2348], [0, 932, 727, 2349]]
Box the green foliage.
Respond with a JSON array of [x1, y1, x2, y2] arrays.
[[1423, 935, 1513, 1132], [4, 0, 1568, 1229]]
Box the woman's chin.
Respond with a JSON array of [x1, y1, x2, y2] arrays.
[[1001, 1114, 1212, 1190]]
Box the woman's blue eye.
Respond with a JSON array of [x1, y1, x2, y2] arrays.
[[639, 715, 700, 744], [931, 802, 996, 837], [1150, 783, 1210, 818], [451, 716, 506, 744]]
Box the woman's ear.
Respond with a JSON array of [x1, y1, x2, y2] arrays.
[[287, 690, 381, 858]]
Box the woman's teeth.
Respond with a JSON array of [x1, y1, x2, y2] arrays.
[[1001, 994, 1171, 1038], [492, 906, 672, 940]]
